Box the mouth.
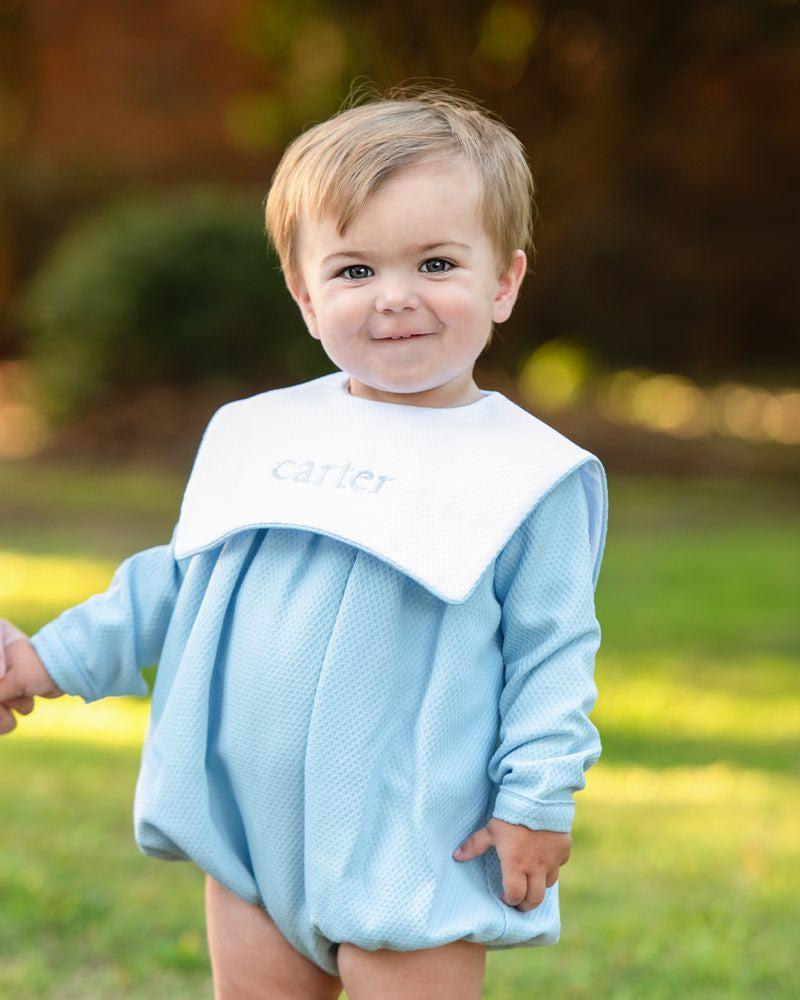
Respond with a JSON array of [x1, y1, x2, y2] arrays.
[[375, 332, 431, 341]]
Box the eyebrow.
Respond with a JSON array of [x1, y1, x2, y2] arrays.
[[320, 241, 471, 266]]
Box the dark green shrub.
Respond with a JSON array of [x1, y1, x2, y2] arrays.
[[17, 186, 333, 418]]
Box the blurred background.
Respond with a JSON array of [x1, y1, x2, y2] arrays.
[[0, 1, 798, 998]]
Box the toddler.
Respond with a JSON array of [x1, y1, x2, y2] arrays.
[[0, 87, 608, 1000]]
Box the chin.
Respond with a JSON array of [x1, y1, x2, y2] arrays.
[[384, 368, 457, 391], [354, 373, 436, 395]]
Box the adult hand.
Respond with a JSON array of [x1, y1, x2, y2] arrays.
[[0, 620, 64, 735], [0, 618, 28, 678]]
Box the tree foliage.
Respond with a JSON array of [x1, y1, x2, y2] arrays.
[[17, 188, 324, 418]]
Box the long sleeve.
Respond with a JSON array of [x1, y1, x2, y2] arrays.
[[488, 464, 607, 833], [29, 533, 185, 703]]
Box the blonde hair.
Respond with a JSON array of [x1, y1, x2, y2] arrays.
[[264, 84, 535, 288]]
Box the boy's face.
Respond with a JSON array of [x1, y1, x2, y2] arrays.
[[288, 158, 526, 408]]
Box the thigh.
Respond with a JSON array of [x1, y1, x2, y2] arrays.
[[337, 938, 487, 1000], [205, 875, 343, 1000]]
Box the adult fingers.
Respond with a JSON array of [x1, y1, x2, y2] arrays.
[[0, 664, 29, 703], [0, 621, 28, 679], [0, 703, 18, 735], [5, 696, 34, 715], [1, 620, 28, 646], [0, 648, 60, 701], [0, 670, 24, 703]]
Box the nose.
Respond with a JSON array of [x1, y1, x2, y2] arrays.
[[374, 278, 419, 314]]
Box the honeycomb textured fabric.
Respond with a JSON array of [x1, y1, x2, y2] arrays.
[[31, 406, 606, 977]]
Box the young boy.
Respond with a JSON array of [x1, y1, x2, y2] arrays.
[[0, 87, 607, 999]]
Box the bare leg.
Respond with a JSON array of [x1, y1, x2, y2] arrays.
[[338, 939, 487, 1000], [205, 874, 343, 1000]]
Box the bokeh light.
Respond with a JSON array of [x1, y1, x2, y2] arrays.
[[518, 338, 592, 411], [576, 358, 800, 446], [470, 1, 543, 89], [0, 362, 49, 459]]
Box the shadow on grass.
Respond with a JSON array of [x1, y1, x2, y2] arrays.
[[601, 725, 799, 775]]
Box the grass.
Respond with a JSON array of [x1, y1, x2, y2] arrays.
[[0, 459, 798, 998]]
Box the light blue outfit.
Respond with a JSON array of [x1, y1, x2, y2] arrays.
[[31, 380, 607, 977]]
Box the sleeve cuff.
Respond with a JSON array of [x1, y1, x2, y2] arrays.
[[492, 787, 575, 833], [29, 622, 137, 704]]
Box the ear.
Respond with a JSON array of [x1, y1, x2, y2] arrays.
[[287, 277, 320, 340], [492, 250, 527, 324]]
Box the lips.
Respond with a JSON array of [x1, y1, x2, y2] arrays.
[[376, 332, 430, 340]]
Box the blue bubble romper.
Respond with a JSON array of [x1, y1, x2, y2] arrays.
[[31, 371, 608, 976]]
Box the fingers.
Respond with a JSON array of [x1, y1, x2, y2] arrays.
[[500, 865, 529, 908], [500, 862, 563, 912], [521, 872, 547, 911], [0, 703, 19, 735], [454, 822, 567, 912], [0, 620, 28, 645], [502, 868, 557, 912], [0, 620, 28, 680], [545, 866, 561, 888], [0, 693, 37, 735], [452, 825, 494, 861], [6, 696, 34, 715], [0, 625, 52, 737], [0, 670, 25, 703], [0, 641, 62, 701], [0, 658, 32, 702], [0, 692, 36, 735]]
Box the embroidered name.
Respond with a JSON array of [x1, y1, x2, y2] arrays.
[[271, 459, 396, 494]]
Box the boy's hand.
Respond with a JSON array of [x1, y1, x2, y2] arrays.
[[0, 620, 64, 735], [452, 817, 571, 911]]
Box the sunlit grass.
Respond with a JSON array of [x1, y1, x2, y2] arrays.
[[0, 550, 115, 616], [9, 694, 149, 746], [595, 652, 800, 742]]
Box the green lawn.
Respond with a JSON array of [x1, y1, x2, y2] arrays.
[[1, 461, 798, 999]]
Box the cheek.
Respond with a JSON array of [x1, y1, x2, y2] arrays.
[[318, 290, 368, 333], [435, 283, 493, 330]]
